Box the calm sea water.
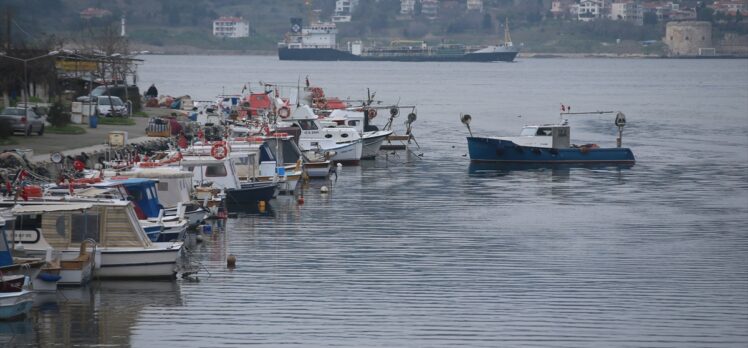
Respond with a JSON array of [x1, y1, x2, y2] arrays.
[[3, 56, 748, 347]]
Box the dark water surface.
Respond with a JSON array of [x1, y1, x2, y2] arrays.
[[3, 57, 747, 347]]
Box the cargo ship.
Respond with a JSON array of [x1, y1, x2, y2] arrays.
[[277, 18, 518, 62]]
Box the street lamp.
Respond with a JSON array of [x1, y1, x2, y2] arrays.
[[0, 50, 59, 119]]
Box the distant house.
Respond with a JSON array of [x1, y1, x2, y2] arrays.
[[80, 8, 112, 20], [401, 0, 416, 15], [212, 17, 249, 38], [466, 0, 483, 12], [610, 1, 643, 25], [577, 0, 605, 22], [421, 0, 440, 18], [332, 0, 359, 23], [551, 0, 575, 19], [710, 0, 748, 16]]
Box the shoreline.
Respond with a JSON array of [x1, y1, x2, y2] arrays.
[[133, 49, 747, 59]]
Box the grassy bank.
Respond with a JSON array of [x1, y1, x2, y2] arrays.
[[46, 125, 87, 134], [0, 138, 18, 146]]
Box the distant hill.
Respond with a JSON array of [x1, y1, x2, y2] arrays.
[[1, 0, 743, 55]]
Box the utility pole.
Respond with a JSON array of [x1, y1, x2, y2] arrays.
[[5, 6, 11, 51]]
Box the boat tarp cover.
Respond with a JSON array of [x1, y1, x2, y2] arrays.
[[38, 205, 152, 249], [11, 203, 94, 214]]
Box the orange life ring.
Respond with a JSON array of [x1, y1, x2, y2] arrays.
[[368, 108, 377, 119], [211, 142, 229, 160], [247, 136, 264, 143], [278, 107, 291, 119]]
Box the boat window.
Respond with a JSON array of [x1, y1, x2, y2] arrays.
[[14, 214, 41, 230], [558, 129, 568, 136], [347, 120, 359, 127], [520, 128, 536, 136], [298, 120, 318, 130], [184, 166, 195, 172], [158, 182, 169, 191], [206, 164, 228, 177], [536, 128, 553, 136], [71, 213, 100, 242], [324, 134, 333, 138], [146, 187, 154, 200], [341, 133, 349, 138], [56, 216, 66, 237]]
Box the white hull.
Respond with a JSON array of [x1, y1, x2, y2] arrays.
[[39, 242, 183, 279], [60, 265, 93, 285], [0, 290, 34, 319], [361, 130, 393, 159], [95, 243, 182, 278], [305, 162, 332, 178], [326, 140, 363, 163]]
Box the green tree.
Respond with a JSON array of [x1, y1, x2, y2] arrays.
[[47, 100, 71, 128]]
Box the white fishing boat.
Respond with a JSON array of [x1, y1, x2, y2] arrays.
[[7, 202, 183, 279], [280, 105, 363, 163], [327, 109, 393, 159]]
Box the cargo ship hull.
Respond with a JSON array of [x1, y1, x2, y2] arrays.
[[278, 47, 518, 62]]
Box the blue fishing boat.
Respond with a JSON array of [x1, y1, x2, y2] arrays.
[[462, 112, 635, 164], [95, 179, 187, 243]]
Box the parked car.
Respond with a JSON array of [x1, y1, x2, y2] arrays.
[[0, 107, 45, 136], [76, 85, 141, 112], [94, 96, 128, 117]]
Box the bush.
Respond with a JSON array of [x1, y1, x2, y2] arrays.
[[0, 119, 12, 139], [47, 100, 71, 128]]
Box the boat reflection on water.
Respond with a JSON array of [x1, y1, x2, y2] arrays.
[[468, 161, 635, 178], [23, 281, 184, 347], [0, 319, 34, 346], [228, 201, 276, 217]]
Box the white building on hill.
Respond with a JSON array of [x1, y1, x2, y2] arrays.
[[401, 0, 416, 15], [212, 17, 249, 38], [333, 0, 359, 22]]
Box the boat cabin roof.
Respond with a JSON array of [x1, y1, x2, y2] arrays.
[[98, 178, 156, 187], [520, 124, 569, 136], [11, 203, 97, 214]]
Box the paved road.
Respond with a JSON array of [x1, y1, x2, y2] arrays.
[[4, 116, 149, 158], [3, 108, 179, 160]]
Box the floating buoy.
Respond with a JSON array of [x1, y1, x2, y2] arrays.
[[297, 195, 305, 205], [320, 186, 329, 193], [336, 163, 342, 167], [227, 254, 236, 268], [258, 200, 266, 212]]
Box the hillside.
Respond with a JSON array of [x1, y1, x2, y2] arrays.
[[1, 0, 744, 55]]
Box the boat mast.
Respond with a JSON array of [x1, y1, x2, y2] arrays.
[[504, 18, 513, 47]]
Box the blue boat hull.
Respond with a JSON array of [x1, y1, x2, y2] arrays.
[[467, 137, 635, 164]]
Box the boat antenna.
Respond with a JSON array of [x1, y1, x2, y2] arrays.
[[296, 76, 301, 107], [460, 113, 473, 137]]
